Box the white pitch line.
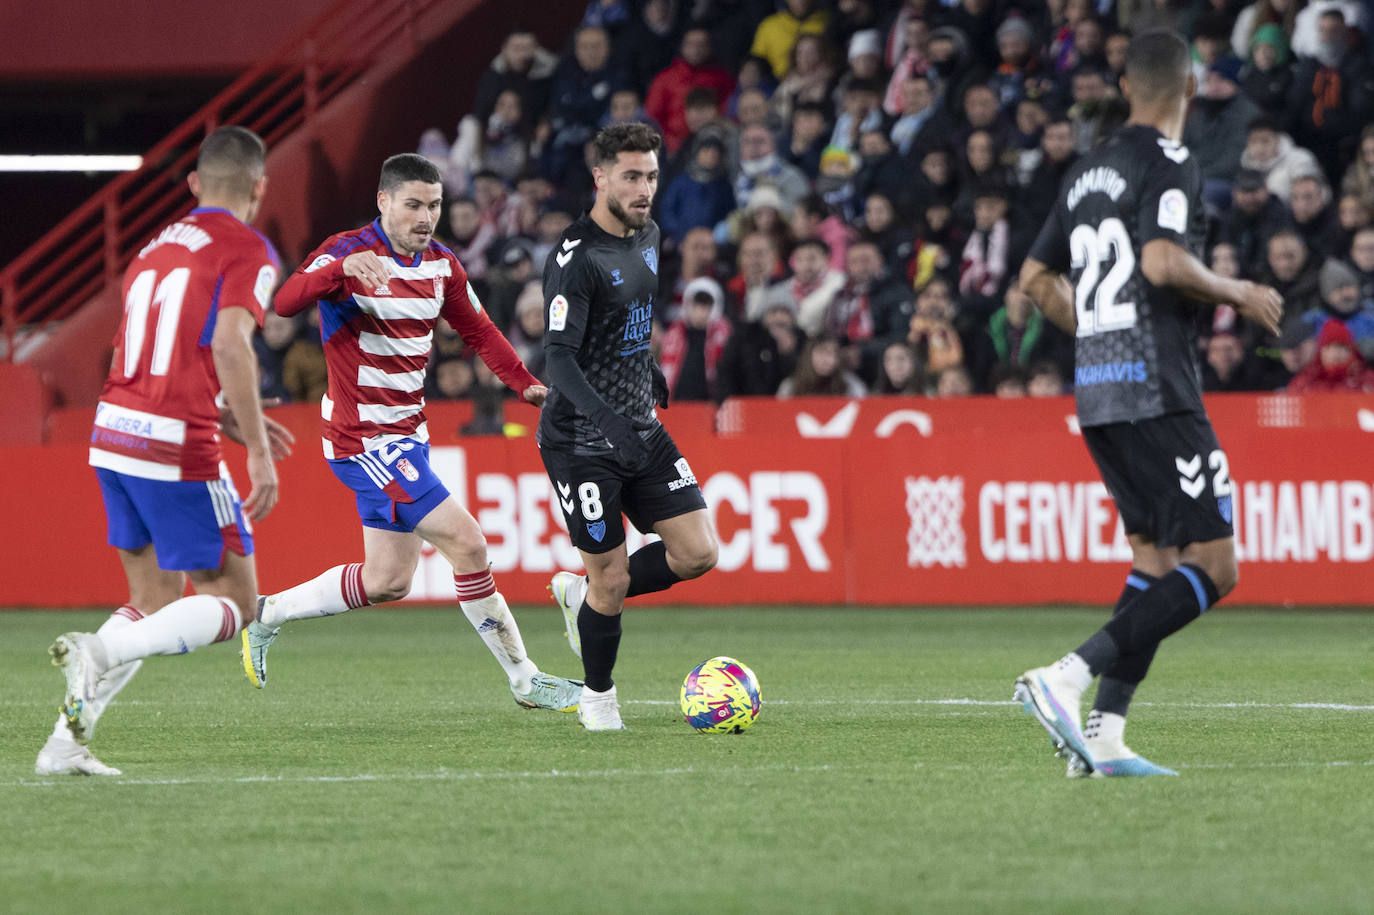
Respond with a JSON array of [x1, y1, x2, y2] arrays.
[[6, 759, 1374, 789], [3, 764, 837, 790], [630, 699, 1374, 711]]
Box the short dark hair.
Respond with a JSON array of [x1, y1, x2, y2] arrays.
[[1124, 29, 1191, 104], [685, 86, 719, 109], [793, 236, 831, 258], [379, 153, 443, 193], [1248, 114, 1282, 134], [592, 122, 662, 167], [196, 126, 266, 197]]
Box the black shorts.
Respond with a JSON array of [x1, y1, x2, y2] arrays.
[[1081, 411, 1235, 549], [539, 425, 708, 554]]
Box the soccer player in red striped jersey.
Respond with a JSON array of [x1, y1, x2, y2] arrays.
[[42, 127, 294, 775], [243, 154, 583, 712]]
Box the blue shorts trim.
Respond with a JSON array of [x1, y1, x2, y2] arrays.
[[329, 440, 450, 533], [96, 467, 254, 571]]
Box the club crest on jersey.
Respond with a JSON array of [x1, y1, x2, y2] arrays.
[[587, 520, 606, 543], [396, 458, 419, 482], [611, 269, 624, 286], [641, 247, 658, 275]]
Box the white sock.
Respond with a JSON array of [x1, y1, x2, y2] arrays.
[[98, 595, 242, 669], [1054, 653, 1093, 692], [259, 562, 369, 627], [458, 590, 539, 692], [47, 606, 145, 746]]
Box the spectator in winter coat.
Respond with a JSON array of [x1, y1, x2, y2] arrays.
[[1184, 57, 1262, 185], [659, 137, 737, 244], [1238, 23, 1293, 115], [1350, 226, 1374, 302], [1288, 174, 1343, 261], [659, 278, 734, 401], [617, 0, 682, 94], [715, 302, 805, 399], [1286, 7, 1374, 186], [472, 30, 558, 125], [1304, 258, 1374, 360], [735, 124, 811, 212], [1239, 115, 1324, 204], [1263, 229, 1324, 322], [970, 281, 1072, 393], [645, 29, 737, 153], [751, 0, 829, 79], [1286, 318, 1374, 392], [765, 237, 847, 336], [1340, 125, 1374, 213], [1220, 169, 1294, 277], [778, 334, 868, 398]]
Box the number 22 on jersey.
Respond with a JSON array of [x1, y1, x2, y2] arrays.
[[1070, 217, 1137, 338], [121, 267, 190, 378]]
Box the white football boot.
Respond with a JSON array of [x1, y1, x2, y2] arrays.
[[35, 739, 122, 776], [50, 633, 106, 745], [1014, 656, 1092, 773], [548, 572, 587, 659], [577, 684, 626, 731]]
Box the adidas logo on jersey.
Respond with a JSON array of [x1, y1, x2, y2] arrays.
[[372, 284, 392, 295]]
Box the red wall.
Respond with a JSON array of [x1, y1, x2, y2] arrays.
[[0, 0, 335, 78], [8, 394, 1374, 609]]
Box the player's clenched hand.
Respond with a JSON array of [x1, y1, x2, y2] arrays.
[[342, 251, 392, 290], [1234, 281, 1283, 336], [242, 448, 279, 521], [522, 384, 548, 407], [600, 412, 651, 472]]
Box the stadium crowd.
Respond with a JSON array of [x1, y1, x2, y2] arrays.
[[258, 0, 1374, 409]]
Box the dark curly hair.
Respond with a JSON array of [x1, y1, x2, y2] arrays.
[[592, 122, 662, 167]]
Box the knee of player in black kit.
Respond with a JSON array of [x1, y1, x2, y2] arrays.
[[1181, 539, 1239, 601], [587, 566, 631, 612], [674, 538, 718, 580]]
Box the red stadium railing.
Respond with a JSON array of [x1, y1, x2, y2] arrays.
[[0, 0, 441, 362]]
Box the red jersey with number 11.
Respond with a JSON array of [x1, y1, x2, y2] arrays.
[[90, 207, 280, 482]]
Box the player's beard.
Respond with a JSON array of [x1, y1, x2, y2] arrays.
[[608, 192, 650, 232]]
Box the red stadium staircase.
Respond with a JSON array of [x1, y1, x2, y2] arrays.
[[0, 0, 580, 439]]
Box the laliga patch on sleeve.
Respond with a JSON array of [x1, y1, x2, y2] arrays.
[[305, 253, 335, 273], [254, 265, 277, 307], [549, 294, 569, 331], [1157, 188, 1188, 234]]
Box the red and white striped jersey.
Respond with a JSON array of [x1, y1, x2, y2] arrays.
[[91, 207, 279, 481], [275, 219, 538, 458]]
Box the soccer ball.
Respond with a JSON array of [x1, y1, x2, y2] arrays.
[[680, 656, 762, 734]]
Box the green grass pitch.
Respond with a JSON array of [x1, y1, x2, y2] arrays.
[[2, 606, 1371, 914]]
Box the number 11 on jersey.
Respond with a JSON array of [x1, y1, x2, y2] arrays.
[[121, 267, 191, 379]]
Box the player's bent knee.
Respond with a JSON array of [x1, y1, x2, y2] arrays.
[[679, 541, 717, 579], [363, 573, 412, 604], [589, 567, 631, 604]]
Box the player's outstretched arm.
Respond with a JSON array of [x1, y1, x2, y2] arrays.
[[1141, 239, 1283, 335], [212, 307, 279, 520], [441, 270, 541, 401], [1019, 257, 1078, 335]]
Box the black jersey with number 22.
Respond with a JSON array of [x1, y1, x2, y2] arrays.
[[538, 212, 662, 453], [1028, 124, 1207, 428]]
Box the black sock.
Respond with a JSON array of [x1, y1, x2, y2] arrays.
[[1097, 571, 1159, 716], [625, 540, 682, 598], [1085, 564, 1219, 674], [578, 600, 622, 692]]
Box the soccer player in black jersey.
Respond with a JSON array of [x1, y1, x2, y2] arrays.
[[539, 123, 718, 730], [1014, 30, 1283, 777]]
